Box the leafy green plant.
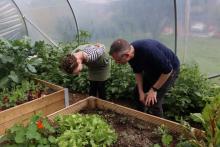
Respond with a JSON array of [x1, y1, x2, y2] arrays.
[[0, 38, 41, 90], [106, 61, 135, 99], [67, 68, 89, 94], [153, 94, 220, 147], [190, 94, 220, 147], [76, 30, 92, 44], [153, 124, 173, 147], [0, 80, 47, 110], [34, 29, 92, 89], [55, 113, 117, 147], [0, 113, 57, 146], [33, 40, 70, 85], [164, 63, 220, 121]]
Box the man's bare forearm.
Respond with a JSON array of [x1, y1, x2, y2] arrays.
[[152, 70, 173, 90], [135, 73, 143, 94]]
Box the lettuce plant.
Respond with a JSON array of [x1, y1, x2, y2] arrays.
[[55, 114, 117, 147]]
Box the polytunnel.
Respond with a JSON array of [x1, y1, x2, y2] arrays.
[[0, 0, 220, 78], [1, 1, 220, 146]]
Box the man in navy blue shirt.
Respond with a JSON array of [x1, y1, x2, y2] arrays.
[[109, 38, 180, 117]]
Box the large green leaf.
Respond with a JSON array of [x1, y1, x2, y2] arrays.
[[0, 54, 14, 63], [8, 71, 19, 83], [26, 64, 37, 73], [48, 136, 56, 144], [27, 55, 43, 66], [15, 129, 26, 143], [190, 113, 205, 125], [162, 134, 173, 146], [0, 76, 9, 88], [29, 58, 42, 66], [26, 123, 41, 141]]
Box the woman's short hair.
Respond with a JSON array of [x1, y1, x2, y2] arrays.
[[61, 54, 78, 74]]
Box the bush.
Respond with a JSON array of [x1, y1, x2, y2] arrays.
[[106, 61, 135, 99], [0, 38, 40, 90], [164, 63, 220, 121]]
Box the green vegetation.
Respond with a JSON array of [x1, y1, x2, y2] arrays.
[[0, 80, 46, 110], [0, 113, 117, 147], [190, 95, 220, 146], [55, 114, 117, 147], [0, 113, 57, 146], [164, 64, 220, 121], [153, 94, 220, 147], [153, 124, 173, 147], [0, 38, 41, 90]]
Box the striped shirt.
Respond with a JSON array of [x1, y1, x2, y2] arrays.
[[82, 44, 105, 62], [72, 43, 110, 81], [72, 43, 107, 63]]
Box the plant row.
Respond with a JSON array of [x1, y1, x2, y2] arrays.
[[0, 80, 49, 110]]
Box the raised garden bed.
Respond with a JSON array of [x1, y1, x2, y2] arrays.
[[48, 97, 204, 146], [0, 79, 65, 135]]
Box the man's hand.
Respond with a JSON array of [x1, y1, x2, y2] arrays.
[[145, 89, 157, 106]]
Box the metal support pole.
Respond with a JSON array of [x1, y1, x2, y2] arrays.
[[64, 88, 69, 107], [11, 0, 29, 36], [23, 16, 58, 47], [174, 0, 177, 55], [208, 74, 220, 79], [66, 0, 80, 45]]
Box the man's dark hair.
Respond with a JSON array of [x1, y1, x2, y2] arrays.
[[109, 38, 130, 55], [61, 54, 78, 74]]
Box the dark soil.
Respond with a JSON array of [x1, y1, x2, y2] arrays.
[[69, 92, 89, 104], [80, 109, 180, 147], [70, 93, 135, 109]]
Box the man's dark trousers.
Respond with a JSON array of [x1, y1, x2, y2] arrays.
[[133, 69, 179, 117]]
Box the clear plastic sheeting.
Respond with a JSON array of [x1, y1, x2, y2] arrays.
[[13, 0, 78, 44], [0, 0, 78, 44], [0, 0, 27, 39], [69, 0, 175, 49], [177, 0, 220, 75]]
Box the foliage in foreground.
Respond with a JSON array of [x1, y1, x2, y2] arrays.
[[154, 94, 220, 147], [189, 94, 220, 147], [0, 113, 57, 146], [0, 113, 117, 147], [55, 114, 117, 147]]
